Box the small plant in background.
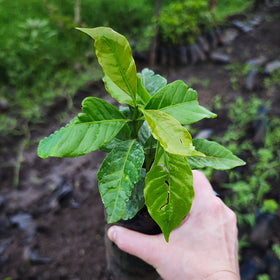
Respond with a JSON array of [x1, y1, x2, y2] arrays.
[[3, 18, 57, 87], [37, 27, 245, 241], [257, 274, 270, 280], [213, 96, 280, 228], [158, 0, 216, 45], [260, 199, 278, 214], [272, 244, 280, 260]]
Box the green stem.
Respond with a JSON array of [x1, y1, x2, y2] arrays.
[[145, 139, 156, 173], [132, 105, 140, 139]]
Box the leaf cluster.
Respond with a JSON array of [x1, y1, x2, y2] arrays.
[[37, 27, 245, 241]]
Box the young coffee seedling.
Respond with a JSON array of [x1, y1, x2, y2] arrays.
[[37, 27, 245, 241]]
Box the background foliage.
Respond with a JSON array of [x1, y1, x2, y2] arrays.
[[0, 0, 255, 137]]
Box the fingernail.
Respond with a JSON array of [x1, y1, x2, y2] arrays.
[[108, 226, 117, 242]]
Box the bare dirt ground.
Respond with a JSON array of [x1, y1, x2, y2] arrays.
[[1, 4, 280, 280]]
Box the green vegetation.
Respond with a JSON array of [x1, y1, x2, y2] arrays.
[[0, 0, 257, 139], [37, 27, 244, 241], [159, 0, 216, 44], [0, 0, 154, 138], [257, 274, 270, 280], [272, 244, 280, 260], [211, 96, 280, 228], [215, 0, 254, 22]]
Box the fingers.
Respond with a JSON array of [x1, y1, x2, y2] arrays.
[[107, 225, 163, 266]]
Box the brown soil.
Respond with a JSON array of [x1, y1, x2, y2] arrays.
[[1, 4, 280, 280]]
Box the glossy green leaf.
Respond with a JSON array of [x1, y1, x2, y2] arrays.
[[145, 144, 194, 241], [100, 122, 131, 153], [77, 97, 131, 144], [141, 109, 204, 157], [138, 121, 152, 147], [136, 76, 151, 106], [78, 97, 128, 122], [122, 169, 146, 220], [188, 138, 246, 170], [37, 97, 128, 158], [77, 27, 137, 104], [145, 80, 216, 124], [103, 75, 134, 106], [138, 68, 167, 96], [97, 140, 145, 223], [103, 75, 151, 107]]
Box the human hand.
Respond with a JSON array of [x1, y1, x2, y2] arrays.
[[107, 170, 240, 280]]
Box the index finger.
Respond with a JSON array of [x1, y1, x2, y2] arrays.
[[191, 170, 216, 209]]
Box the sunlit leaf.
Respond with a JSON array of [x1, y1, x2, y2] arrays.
[[141, 109, 204, 157], [77, 27, 137, 104], [145, 144, 194, 241]]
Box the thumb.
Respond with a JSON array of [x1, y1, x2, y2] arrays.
[[107, 225, 163, 266]]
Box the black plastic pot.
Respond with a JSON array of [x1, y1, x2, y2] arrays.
[[105, 206, 162, 280]]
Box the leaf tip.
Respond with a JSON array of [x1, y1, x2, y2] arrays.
[[239, 159, 246, 166], [163, 231, 170, 242]]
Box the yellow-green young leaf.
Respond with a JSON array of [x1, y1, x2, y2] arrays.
[[37, 97, 128, 158], [97, 140, 145, 223], [145, 144, 194, 242], [77, 27, 137, 105], [188, 138, 246, 170], [141, 109, 204, 157], [145, 80, 216, 124]]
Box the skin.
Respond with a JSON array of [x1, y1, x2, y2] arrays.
[[108, 170, 240, 280]]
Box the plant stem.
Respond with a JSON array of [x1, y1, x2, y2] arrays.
[[145, 139, 155, 173], [132, 106, 140, 139]]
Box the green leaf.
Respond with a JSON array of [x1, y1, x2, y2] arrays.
[[97, 140, 145, 223], [145, 144, 194, 241], [77, 27, 137, 105], [100, 123, 131, 152], [138, 121, 152, 147], [103, 75, 151, 107], [136, 76, 151, 106], [37, 97, 128, 158], [188, 138, 246, 170], [78, 97, 129, 122], [138, 68, 167, 96], [103, 75, 134, 106], [141, 109, 204, 157], [122, 169, 146, 220], [145, 80, 216, 124]]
